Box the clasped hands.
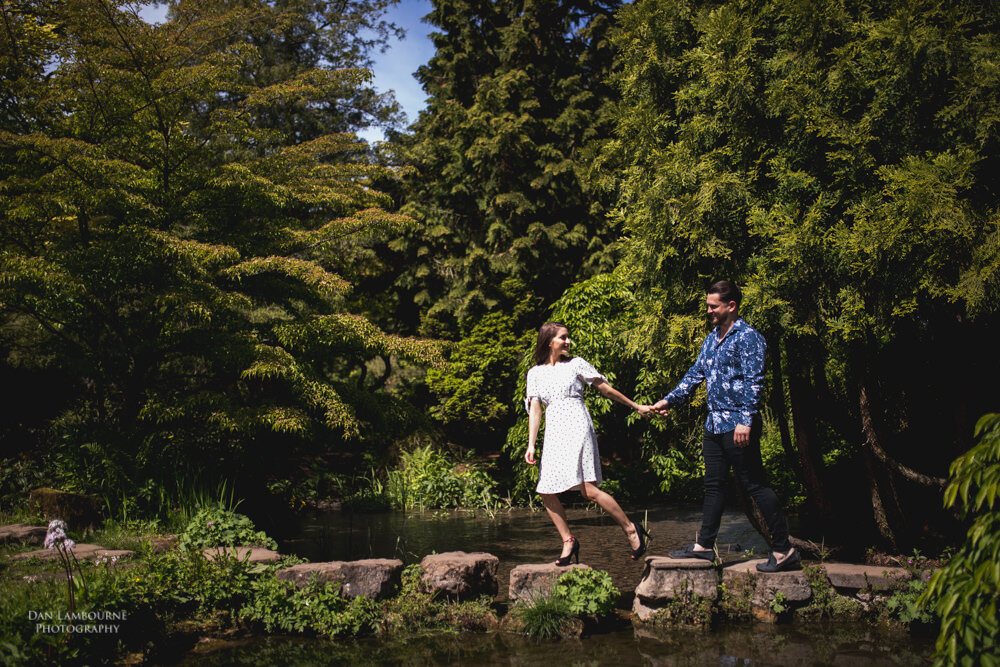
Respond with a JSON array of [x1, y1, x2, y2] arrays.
[[635, 399, 670, 419]]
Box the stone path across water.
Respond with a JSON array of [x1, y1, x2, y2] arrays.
[[3, 522, 919, 627]]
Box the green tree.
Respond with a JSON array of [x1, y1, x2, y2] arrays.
[[390, 0, 623, 454], [0, 0, 440, 500], [398, 0, 621, 336], [606, 0, 1000, 547]]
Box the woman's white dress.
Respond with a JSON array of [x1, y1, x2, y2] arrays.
[[525, 356, 606, 494]]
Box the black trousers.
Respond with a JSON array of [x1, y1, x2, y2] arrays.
[[697, 417, 791, 552]]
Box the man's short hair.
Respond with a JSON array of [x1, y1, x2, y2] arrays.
[[707, 280, 742, 307]]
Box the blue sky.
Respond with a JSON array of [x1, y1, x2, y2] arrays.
[[138, 1, 435, 142]]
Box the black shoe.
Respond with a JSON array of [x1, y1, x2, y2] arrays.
[[668, 544, 716, 561], [756, 548, 801, 572], [629, 521, 652, 560], [555, 536, 580, 566]]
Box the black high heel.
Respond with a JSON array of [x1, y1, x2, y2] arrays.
[[629, 521, 651, 560], [555, 535, 580, 566]]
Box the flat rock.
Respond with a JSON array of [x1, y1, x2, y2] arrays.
[[508, 563, 591, 603], [11, 545, 134, 562], [420, 551, 499, 598], [723, 559, 811, 604], [149, 534, 178, 553], [0, 523, 47, 546], [821, 563, 910, 591], [202, 546, 281, 563], [27, 488, 104, 529], [635, 556, 718, 602], [275, 559, 403, 599]]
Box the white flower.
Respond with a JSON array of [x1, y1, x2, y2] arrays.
[[44, 519, 72, 550]]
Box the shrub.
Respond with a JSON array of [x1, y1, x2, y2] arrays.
[[510, 592, 575, 639], [552, 568, 620, 618], [885, 578, 935, 625], [239, 577, 376, 637], [384, 445, 497, 510], [920, 413, 1000, 665], [177, 507, 277, 550]]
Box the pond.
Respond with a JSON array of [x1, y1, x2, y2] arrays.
[[278, 504, 773, 598], [184, 505, 934, 665]]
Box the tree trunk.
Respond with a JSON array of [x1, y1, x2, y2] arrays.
[[767, 335, 801, 479], [785, 339, 834, 517]]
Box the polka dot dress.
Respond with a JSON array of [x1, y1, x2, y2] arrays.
[[525, 356, 606, 494]]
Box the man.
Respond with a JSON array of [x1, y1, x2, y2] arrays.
[[651, 280, 799, 572]]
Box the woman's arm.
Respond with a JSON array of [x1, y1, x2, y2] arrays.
[[525, 398, 542, 464], [594, 380, 653, 416]]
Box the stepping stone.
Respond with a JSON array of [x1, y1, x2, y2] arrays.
[[0, 523, 47, 546], [275, 558, 403, 599], [202, 546, 281, 564], [723, 559, 812, 607], [11, 544, 135, 562], [821, 563, 910, 591], [635, 556, 718, 602], [420, 551, 499, 598], [508, 563, 590, 603]]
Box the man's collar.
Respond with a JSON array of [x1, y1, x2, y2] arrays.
[[713, 317, 744, 340]]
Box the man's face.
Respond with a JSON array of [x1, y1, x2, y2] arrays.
[[706, 293, 736, 327]]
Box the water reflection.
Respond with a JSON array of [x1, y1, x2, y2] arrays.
[[184, 622, 932, 666], [280, 505, 769, 601]]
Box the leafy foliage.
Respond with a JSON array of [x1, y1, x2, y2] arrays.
[[510, 591, 574, 639], [604, 0, 1000, 547], [395, 0, 623, 336], [177, 507, 278, 551], [0, 0, 441, 498], [240, 576, 376, 637], [921, 413, 1000, 666], [553, 567, 620, 618], [384, 444, 497, 510]]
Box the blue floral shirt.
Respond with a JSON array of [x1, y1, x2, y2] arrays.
[[662, 318, 766, 434]]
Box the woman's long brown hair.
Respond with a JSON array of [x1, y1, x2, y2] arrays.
[[532, 322, 571, 367]]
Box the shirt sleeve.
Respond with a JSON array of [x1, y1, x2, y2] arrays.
[[524, 367, 539, 413], [574, 357, 607, 385], [664, 336, 708, 405], [737, 330, 766, 426]]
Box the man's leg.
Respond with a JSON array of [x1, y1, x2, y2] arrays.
[[725, 418, 792, 555], [695, 427, 729, 550]]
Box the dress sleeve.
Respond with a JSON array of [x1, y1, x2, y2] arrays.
[[574, 357, 607, 385], [524, 367, 539, 413]]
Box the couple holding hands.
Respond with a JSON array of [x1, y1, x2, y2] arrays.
[[524, 280, 799, 573]]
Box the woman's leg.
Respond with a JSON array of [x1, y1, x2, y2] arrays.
[[540, 493, 576, 558], [579, 482, 640, 550]]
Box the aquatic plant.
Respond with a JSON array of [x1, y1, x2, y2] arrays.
[[384, 445, 498, 510], [510, 592, 575, 639], [552, 568, 620, 618]]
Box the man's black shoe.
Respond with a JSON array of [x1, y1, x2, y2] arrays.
[[668, 545, 716, 561], [755, 548, 801, 572]]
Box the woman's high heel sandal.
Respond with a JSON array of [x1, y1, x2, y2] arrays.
[[629, 521, 651, 560], [555, 535, 580, 566]]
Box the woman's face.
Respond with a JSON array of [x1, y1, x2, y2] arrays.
[[549, 327, 571, 358]]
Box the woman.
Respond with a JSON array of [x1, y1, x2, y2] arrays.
[[525, 321, 652, 565]]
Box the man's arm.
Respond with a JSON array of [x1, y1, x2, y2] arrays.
[[734, 330, 766, 446], [653, 338, 709, 413]]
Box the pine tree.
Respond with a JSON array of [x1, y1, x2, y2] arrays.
[[0, 0, 439, 494], [607, 0, 1000, 547]]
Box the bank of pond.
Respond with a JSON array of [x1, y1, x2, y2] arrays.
[[0, 502, 939, 665]]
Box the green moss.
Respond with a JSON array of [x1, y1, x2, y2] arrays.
[[646, 581, 714, 627], [717, 577, 755, 621]]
